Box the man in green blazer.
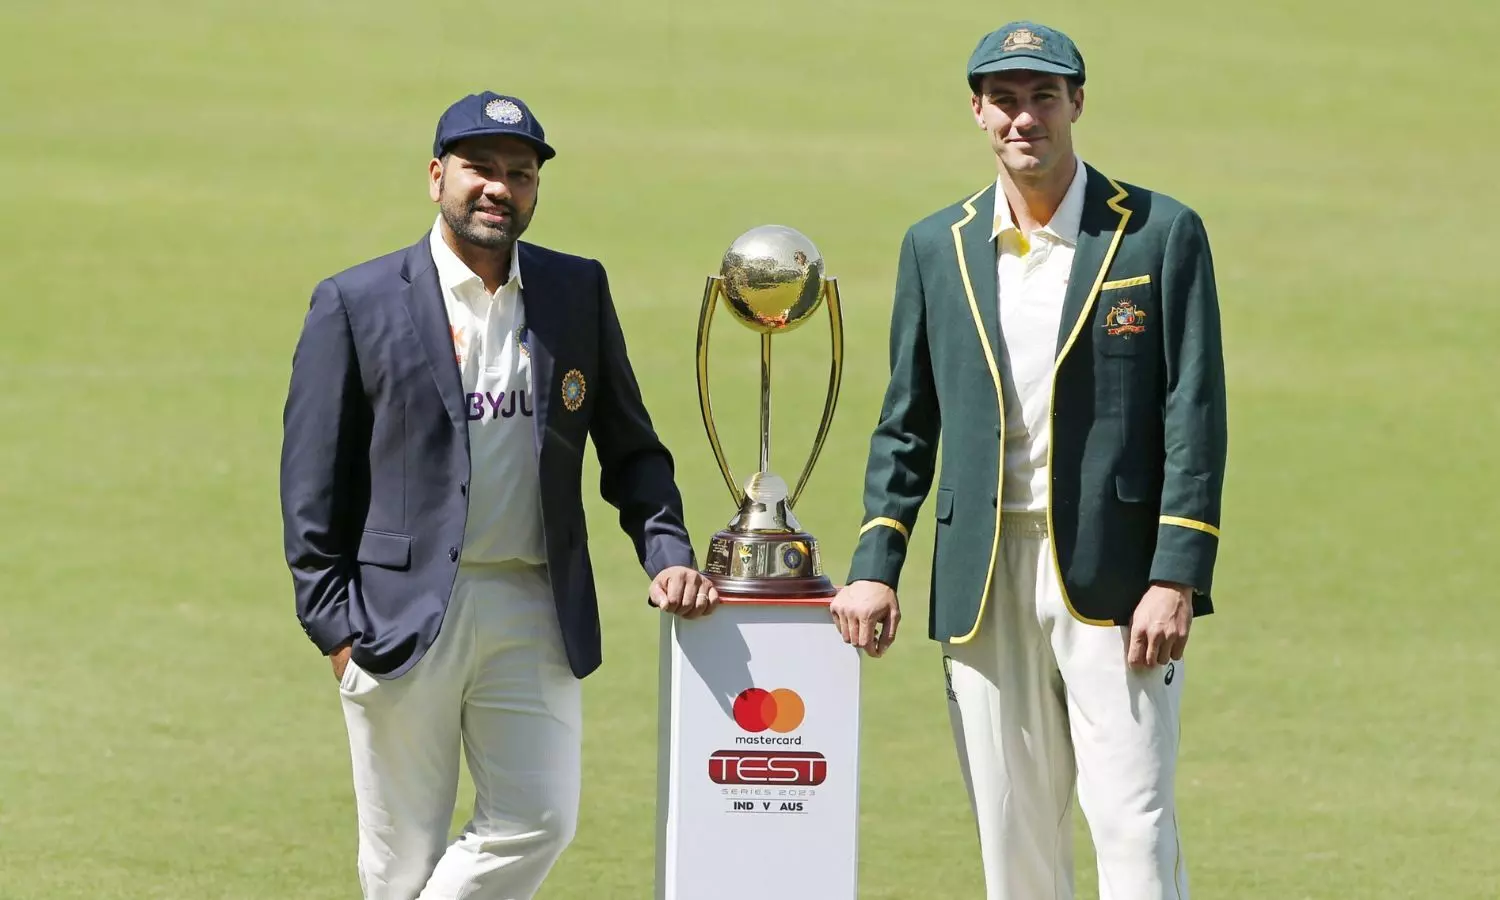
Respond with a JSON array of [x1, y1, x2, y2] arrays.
[[829, 20, 1227, 900]]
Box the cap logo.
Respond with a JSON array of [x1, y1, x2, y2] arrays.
[[1002, 28, 1044, 52], [484, 98, 524, 125]]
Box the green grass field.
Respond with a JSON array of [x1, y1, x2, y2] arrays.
[[3, 0, 1498, 897]]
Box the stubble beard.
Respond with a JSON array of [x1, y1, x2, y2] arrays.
[[998, 138, 1064, 189], [439, 180, 532, 252]]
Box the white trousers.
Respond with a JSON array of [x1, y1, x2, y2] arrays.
[[942, 512, 1188, 900], [338, 564, 582, 900]]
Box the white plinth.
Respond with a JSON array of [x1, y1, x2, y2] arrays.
[[655, 598, 861, 899]]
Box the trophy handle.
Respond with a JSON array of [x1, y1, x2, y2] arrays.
[[789, 277, 844, 509], [696, 276, 742, 506]]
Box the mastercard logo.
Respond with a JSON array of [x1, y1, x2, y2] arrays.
[[732, 688, 805, 734]]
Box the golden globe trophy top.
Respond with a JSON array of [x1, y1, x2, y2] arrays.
[[695, 225, 844, 599]]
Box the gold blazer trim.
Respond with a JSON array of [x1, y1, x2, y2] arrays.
[[947, 184, 1007, 644], [859, 517, 911, 540], [1044, 176, 1134, 628], [1160, 516, 1221, 538]]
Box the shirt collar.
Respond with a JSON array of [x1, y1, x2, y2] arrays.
[[991, 156, 1088, 245], [428, 215, 524, 296]]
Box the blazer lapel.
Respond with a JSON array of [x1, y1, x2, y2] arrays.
[[518, 243, 558, 456], [950, 183, 1002, 377], [400, 239, 466, 430], [1056, 165, 1132, 359]]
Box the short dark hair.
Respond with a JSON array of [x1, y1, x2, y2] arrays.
[[437, 145, 546, 170], [970, 73, 1085, 97]]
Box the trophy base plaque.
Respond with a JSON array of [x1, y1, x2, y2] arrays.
[[702, 529, 835, 600], [700, 472, 836, 600]]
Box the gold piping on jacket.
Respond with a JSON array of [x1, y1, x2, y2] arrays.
[[1161, 515, 1221, 538], [1046, 177, 1132, 627], [947, 184, 1005, 645], [859, 517, 910, 540]]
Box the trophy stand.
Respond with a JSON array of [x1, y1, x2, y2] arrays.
[[655, 226, 860, 900]]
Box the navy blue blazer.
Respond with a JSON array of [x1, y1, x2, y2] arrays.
[[279, 236, 696, 680]]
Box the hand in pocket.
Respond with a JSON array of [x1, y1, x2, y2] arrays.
[[330, 642, 353, 682]]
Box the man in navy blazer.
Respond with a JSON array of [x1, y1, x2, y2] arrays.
[[279, 91, 718, 900]]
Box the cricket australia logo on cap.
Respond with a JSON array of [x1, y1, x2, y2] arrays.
[[1002, 28, 1044, 52], [484, 98, 524, 124], [561, 368, 587, 411]]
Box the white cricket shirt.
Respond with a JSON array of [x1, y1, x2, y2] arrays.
[[430, 220, 546, 565], [993, 157, 1087, 512]]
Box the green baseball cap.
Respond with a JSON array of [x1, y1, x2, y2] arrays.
[[966, 21, 1086, 92]]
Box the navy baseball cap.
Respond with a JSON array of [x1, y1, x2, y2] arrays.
[[967, 21, 1086, 92], [432, 92, 556, 162]]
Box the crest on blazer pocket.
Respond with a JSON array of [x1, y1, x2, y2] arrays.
[[561, 368, 587, 411], [1104, 300, 1148, 336]]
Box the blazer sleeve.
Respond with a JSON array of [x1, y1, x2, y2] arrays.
[[1151, 207, 1229, 594], [846, 227, 941, 589], [587, 260, 696, 578], [279, 278, 366, 653]]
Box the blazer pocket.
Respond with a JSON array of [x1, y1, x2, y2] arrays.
[[1098, 335, 1148, 357], [1115, 474, 1153, 504], [357, 529, 412, 570], [1101, 275, 1151, 291], [1097, 280, 1154, 357], [935, 487, 954, 523]]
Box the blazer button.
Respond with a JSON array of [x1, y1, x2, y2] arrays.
[[448, 547, 459, 562], [991, 495, 998, 507], [459, 482, 468, 496]]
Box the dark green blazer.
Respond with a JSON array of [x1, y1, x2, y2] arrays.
[[846, 163, 1228, 642]]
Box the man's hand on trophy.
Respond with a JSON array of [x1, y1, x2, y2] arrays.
[[650, 566, 721, 619], [830, 580, 901, 657]]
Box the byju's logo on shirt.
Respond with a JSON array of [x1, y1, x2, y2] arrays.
[[466, 390, 533, 421]]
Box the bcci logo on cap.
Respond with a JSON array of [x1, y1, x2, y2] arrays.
[[484, 98, 524, 125]]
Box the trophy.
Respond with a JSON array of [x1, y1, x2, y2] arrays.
[[695, 225, 844, 599]]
